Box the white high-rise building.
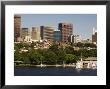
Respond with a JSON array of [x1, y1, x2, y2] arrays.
[[74, 35, 81, 43], [24, 36, 32, 42]]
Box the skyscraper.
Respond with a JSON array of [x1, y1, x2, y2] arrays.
[[92, 29, 97, 44], [58, 23, 73, 42], [14, 15, 21, 42], [40, 26, 54, 41], [21, 28, 29, 41], [31, 27, 40, 41]]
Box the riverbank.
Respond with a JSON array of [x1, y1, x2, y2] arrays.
[[15, 64, 76, 67]]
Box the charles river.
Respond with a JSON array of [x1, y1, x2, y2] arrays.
[[14, 67, 97, 76]]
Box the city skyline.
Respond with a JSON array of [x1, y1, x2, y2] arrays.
[[19, 14, 97, 39]]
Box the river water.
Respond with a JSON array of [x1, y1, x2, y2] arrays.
[[14, 67, 97, 76]]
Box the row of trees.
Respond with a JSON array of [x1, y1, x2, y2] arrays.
[[71, 42, 97, 48], [14, 42, 97, 65], [15, 48, 79, 65]]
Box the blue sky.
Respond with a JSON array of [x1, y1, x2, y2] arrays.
[[20, 14, 97, 39]]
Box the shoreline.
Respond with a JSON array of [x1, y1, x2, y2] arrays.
[[15, 64, 76, 67], [15, 65, 97, 69], [15, 64, 97, 69]]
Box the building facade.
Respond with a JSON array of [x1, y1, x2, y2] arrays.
[[68, 35, 74, 43], [14, 15, 21, 42], [31, 27, 40, 41], [74, 35, 81, 43], [92, 32, 97, 44], [58, 23, 73, 42], [24, 36, 32, 42], [40, 26, 54, 41], [54, 30, 61, 42], [20, 28, 29, 41], [92, 27, 97, 44]]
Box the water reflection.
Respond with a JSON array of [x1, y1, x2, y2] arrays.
[[14, 67, 97, 76]]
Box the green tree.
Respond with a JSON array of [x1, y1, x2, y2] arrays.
[[49, 42, 58, 53], [28, 49, 37, 64], [76, 42, 84, 48], [15, 42, 25, 49], [57, 48, 66, 64], [21, 52, 29, 64], [88, 49, 97, 57], [43, 50, 58, 64], [65, 54, 79, 63], [34, 53, 44, 65], [14, 49, 22, 61], [65, 46, 74, 54], [84, 43, 97, 48]]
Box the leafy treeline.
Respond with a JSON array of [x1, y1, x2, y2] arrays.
[[14, 42, 97, 65]]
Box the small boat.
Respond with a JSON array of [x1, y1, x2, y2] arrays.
[[86, 62, 97, 69], [91, 63, 97, 69], [75, 61, 83, 69], [76, 53, 83, 69], [87, 63, 91, 69]]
